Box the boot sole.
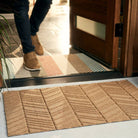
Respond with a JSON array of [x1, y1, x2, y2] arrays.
[[24, 64, 41, 72]]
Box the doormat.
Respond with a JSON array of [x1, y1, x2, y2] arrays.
[[3, 80, 138, 137], [2, 53, 112, 79]]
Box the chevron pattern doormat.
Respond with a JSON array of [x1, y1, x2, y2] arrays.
[[3, 80, 138, 136], [2, 53, 112, 79]]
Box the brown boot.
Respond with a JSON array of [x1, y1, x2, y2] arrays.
[[24, 51, 41, 71], [31, 35, 44, 55]]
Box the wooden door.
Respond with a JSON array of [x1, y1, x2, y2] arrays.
[[120, 0, 138, 76], [70, 0, 121, 68]]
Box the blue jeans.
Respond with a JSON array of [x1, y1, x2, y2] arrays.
[[13, 0, 52, 54]]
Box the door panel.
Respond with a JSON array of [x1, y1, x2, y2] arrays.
[[70, 0, 107, 23], [70, 0, 121, 68]]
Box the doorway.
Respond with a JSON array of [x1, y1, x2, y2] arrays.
[[1, 0, 123, 87]]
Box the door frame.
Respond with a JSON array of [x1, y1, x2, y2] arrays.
[[120, 0, 137, 76]]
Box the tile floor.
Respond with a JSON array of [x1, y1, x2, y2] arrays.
[[0, 77, 138, 138]]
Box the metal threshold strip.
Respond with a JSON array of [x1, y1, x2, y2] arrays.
[[4, 71, 124, 88]]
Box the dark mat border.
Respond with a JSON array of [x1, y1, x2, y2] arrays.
[[4, 71, 124, 88]]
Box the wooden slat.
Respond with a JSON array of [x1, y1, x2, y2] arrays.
[[20, 89, 55, 133], [99, 81, 138, 119], [80, 83, 130, 122], [117, 80, 138, 101], [41, 87, 81, 129], [61, 85, 106, 125], [3, 91, 29, 136]]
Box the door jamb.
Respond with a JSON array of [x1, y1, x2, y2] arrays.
[[120, 0, 137, 76]]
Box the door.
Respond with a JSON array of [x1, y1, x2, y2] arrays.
[[70, 0, 121, 68], [120, 0, 138, 76]]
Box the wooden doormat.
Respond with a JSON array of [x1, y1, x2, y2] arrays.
[[2, 53, 112, 80], [3, 80, 138, 137]]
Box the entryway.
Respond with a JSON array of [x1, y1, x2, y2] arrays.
[[1, 0, 127, 87]]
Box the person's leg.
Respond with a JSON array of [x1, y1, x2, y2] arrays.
[[13, 0, 35, 54], [30, 0, 52, 55], [30, 0, 52, 35], [13, 0, 40, 71]]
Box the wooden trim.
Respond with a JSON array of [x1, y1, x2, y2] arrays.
[[120, 0, 137, 76], [127, 0, 137, 76], [120, 0, 131, 76], [112, 0, 121, 68]]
